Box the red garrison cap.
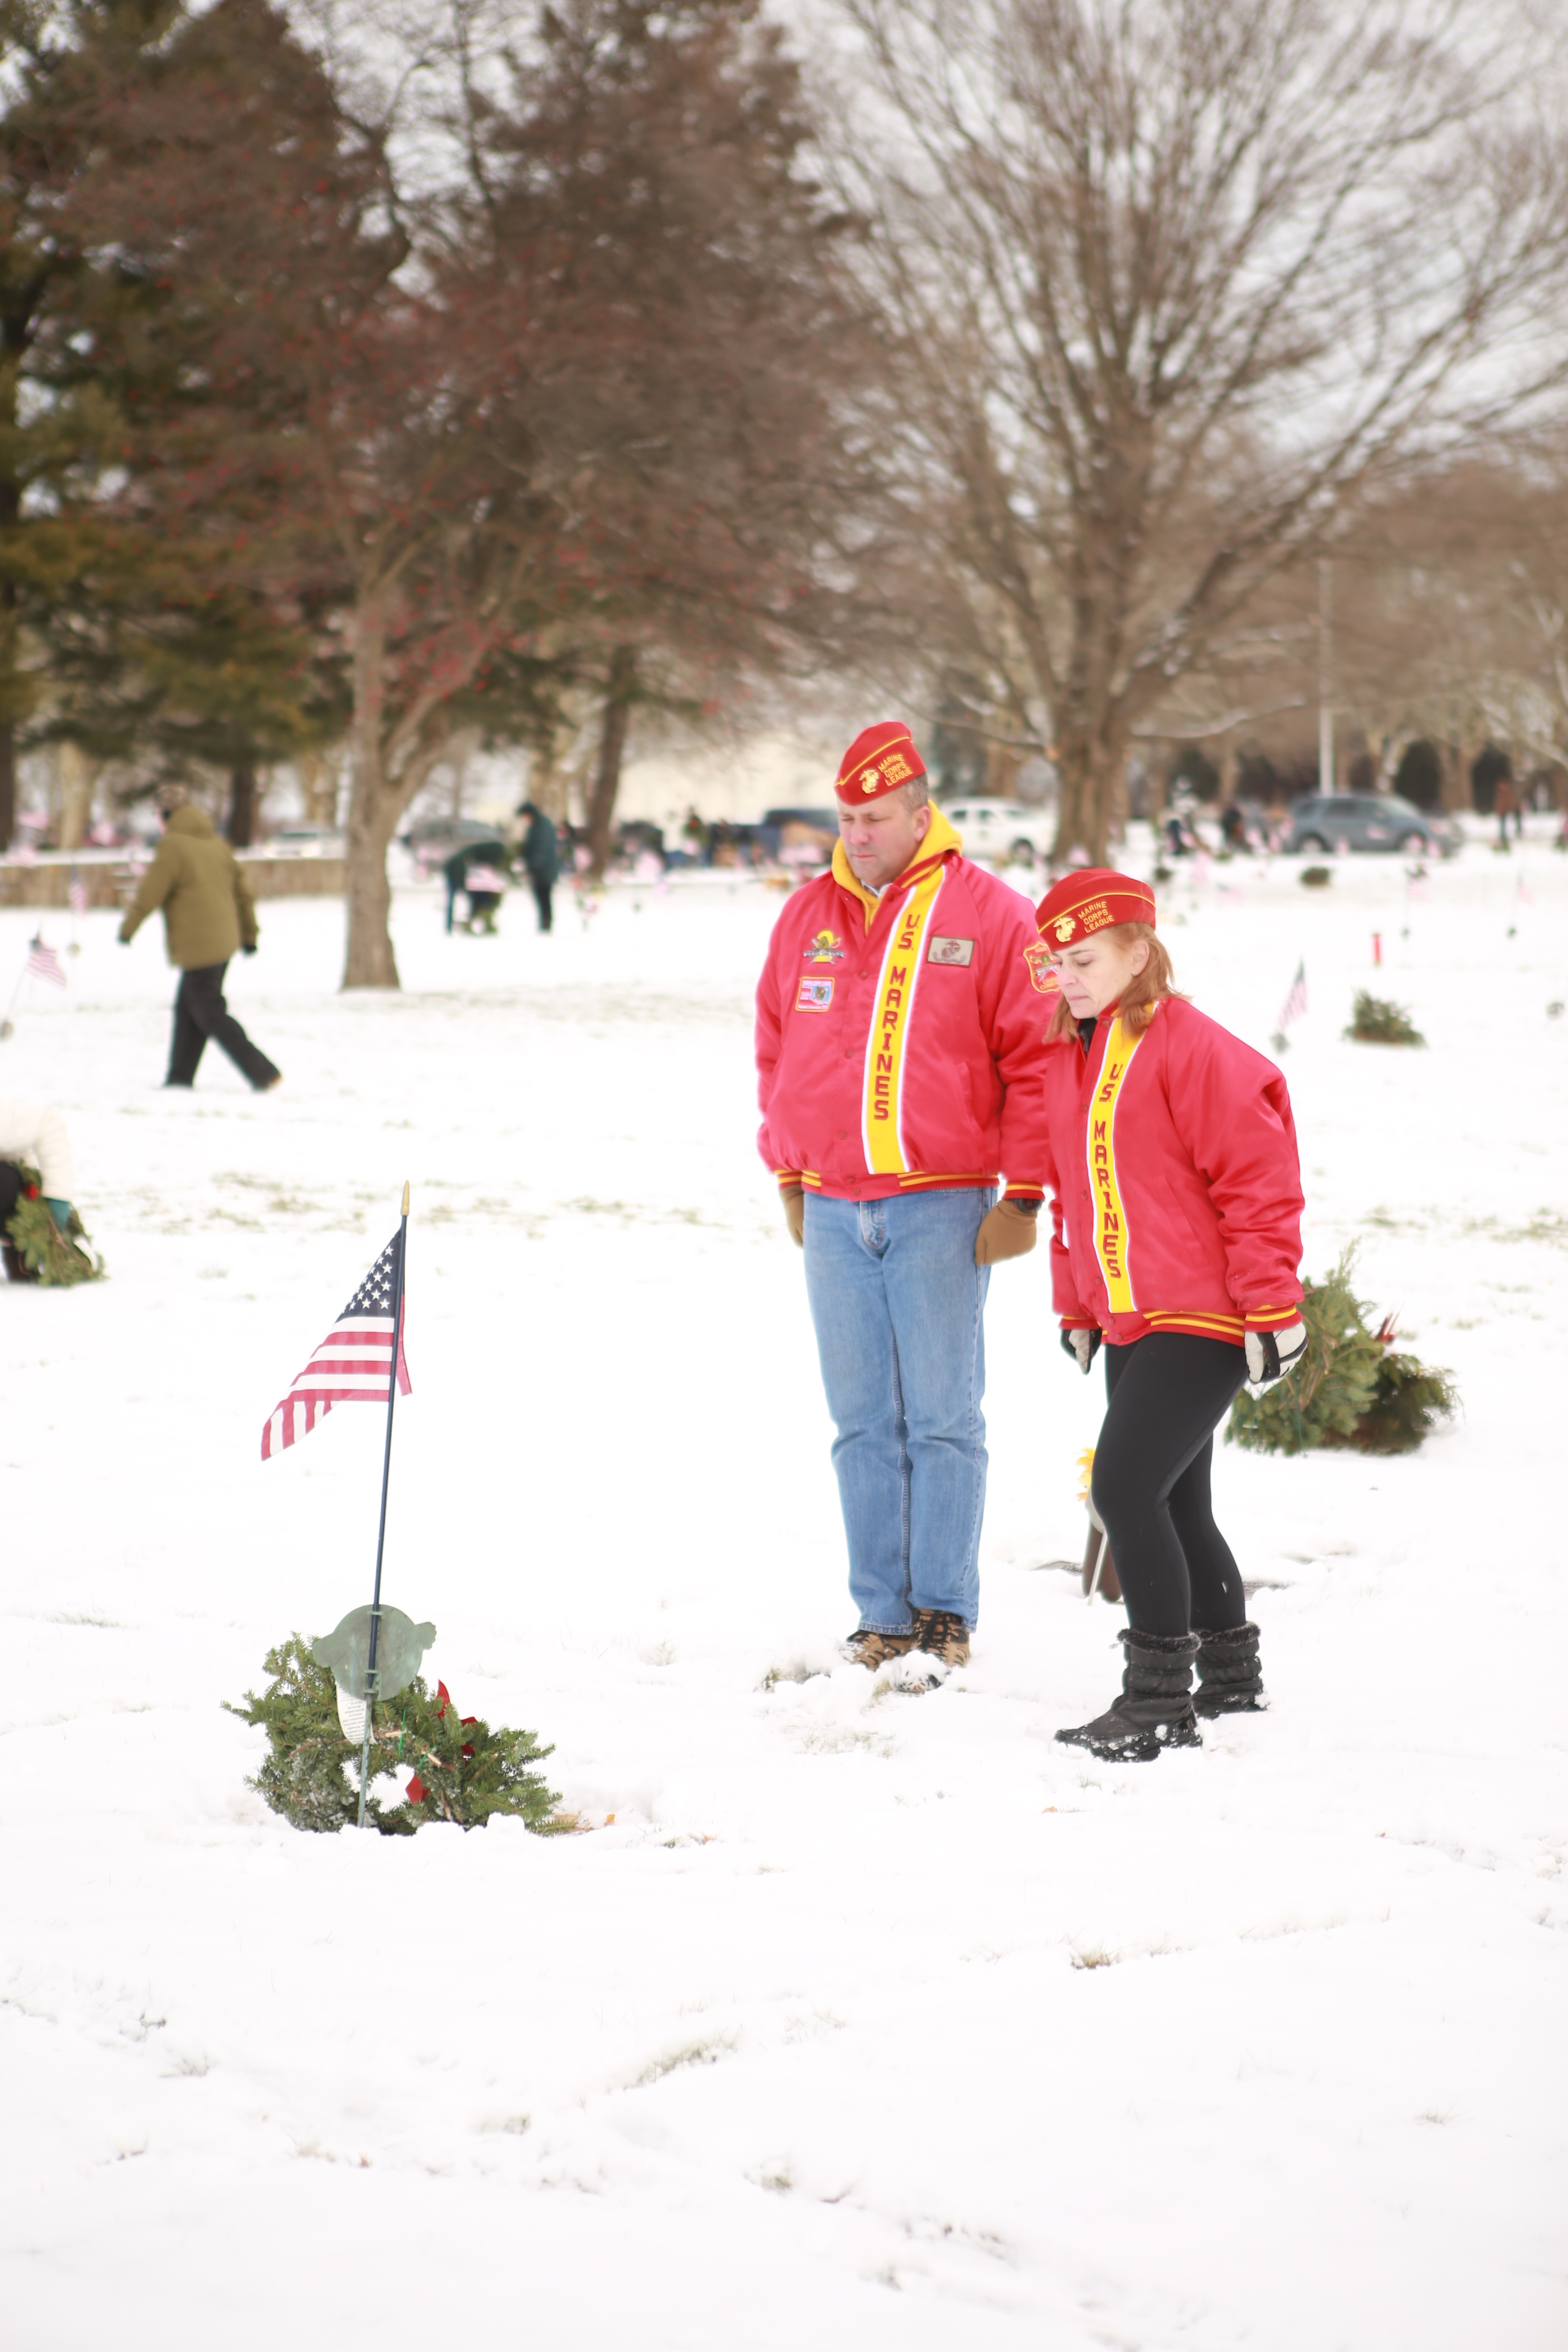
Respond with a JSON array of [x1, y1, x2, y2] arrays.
[[834, 721, 926, 803], [1034, 868, 1156, 946]]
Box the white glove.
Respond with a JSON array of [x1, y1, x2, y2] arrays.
[[1245, 1321, 1308, 1386]]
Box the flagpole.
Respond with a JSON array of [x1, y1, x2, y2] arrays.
[[357, 1181, 411, 1829], [0, 955, 28, 1040]]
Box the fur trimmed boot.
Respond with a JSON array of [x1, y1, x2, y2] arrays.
[[1193, 1622, 1267, 1716], [1055, 1629, 1202, 1761]]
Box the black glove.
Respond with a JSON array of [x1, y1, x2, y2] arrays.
[[242, 943, 257, 956], [1061, 1327, 1102, 1375]]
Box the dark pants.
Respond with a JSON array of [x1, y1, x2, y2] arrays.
[[1092, 1333, 1250, 1637], [167, 961, 279, 1090], [530, 876, 553, 932]]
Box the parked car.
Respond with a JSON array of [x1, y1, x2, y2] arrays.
[[1281, 794, 1458, 858], [270, 826, 344, 856], [939, 798, 1055, 861], [400, 816, 508, 865], [757, 807, 840, 867]]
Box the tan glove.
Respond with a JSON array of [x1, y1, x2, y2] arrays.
[[974, 1199, 1039, 1266], [781, 1185, 806, 1248]]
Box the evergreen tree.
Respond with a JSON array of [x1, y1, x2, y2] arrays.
[[0, 0, 178, 846]]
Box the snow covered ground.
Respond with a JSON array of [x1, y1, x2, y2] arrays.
[[2, 836, 1565, 2349]]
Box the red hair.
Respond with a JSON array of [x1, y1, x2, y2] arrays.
[[1044, 923, 1181, 1042]]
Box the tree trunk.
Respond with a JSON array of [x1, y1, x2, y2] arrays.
[[1051, 710, 1127, 867], [585, 645, 637, 879], [57, 742, 96, 850], [342, 768, 402, 988], [1439, 739, 1467, 814], [342, 592, 401, 990], [0, 722, 16, 854], [300, 752, 340, 828], [226, 760, 257, 847]]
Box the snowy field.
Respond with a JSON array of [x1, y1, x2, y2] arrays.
[[2, 836, 1565, 2349]]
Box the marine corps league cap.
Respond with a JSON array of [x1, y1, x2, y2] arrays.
[[833, 721, 927, 803], [1034, 868, 1157, 945]]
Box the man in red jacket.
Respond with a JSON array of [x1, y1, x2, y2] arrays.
[[755, 721, 1054, 1682]]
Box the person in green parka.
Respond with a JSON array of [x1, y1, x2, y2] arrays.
[[119, 787, 282, 1091]]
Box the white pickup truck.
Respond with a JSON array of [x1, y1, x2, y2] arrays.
[[941, 798, 1055, 862]]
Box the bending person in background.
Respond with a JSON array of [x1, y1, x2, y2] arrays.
[[119, 786, 281, 1092], [1, 1099, 78, 1280], [442, 838, 509, 936], [1035, 870, 1306, 1760]]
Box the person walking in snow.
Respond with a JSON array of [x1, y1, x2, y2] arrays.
[[118, 787, 281, 1092], [754, 721, 1055, 1683], [1035, 870, 1306, 1759], [0, 1099, 80, 1280]]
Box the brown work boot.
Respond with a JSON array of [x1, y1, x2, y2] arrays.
[[909, 1608, 971, 1669], [839, 1628, 916, 1671]]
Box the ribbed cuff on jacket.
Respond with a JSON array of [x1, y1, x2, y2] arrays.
[[1243, 1302, 1303, 1331]]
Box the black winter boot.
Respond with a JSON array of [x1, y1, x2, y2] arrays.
[[1055, 1629, 1202, 1761], [1193, 1622, 1267, 1716]]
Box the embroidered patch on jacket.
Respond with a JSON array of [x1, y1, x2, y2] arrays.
[[926, 936, 974, 966], [803, 930, 845, 963], [796, 977, 835, 1012], [1023, 939, 1061, 994]]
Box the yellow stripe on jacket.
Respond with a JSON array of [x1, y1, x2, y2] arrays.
[[1086, 1013, 1146, 1315], [861, 865, 946, 1176]]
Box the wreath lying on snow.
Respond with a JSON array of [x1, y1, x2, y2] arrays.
[[5, 1164, 104, 1285], [226, 1636, 566, 1837], [1228, 1246, 1458, 1457]]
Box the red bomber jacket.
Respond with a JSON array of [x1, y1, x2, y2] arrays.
[[756, 811, 1055, 1203], [1041, 995, 1304, 1347]]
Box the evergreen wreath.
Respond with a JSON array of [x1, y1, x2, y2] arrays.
[[226, 1635, 566, 1836], [1229, 1245, 1457, 1456], [1344, 990, 1425, 1046], [4, 1165, 104, 1284]]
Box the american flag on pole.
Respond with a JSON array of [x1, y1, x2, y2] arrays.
[[27, 935, 67, 988], [261, 1230, 411, 1460], [1277, 959, 1308, 1032]]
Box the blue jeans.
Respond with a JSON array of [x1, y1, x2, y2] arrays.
[[803, 1188, 995, 1632]]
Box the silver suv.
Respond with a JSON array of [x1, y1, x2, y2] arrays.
[[1282, 794, 1457, 858]]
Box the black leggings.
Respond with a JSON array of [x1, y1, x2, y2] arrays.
[[1091, 1333, 1249, 1637]]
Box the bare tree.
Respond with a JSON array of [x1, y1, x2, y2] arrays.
[[837, 0, 1568, 859]]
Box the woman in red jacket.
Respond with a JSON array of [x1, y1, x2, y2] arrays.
[[1034, 870, 1307, 1760]]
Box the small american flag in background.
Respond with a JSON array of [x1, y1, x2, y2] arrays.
[[67, 871, 88, 919], [261, 1230, 411, 1460], [1276, 959, 1308, 1032], [26, 936, 67, 988]]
